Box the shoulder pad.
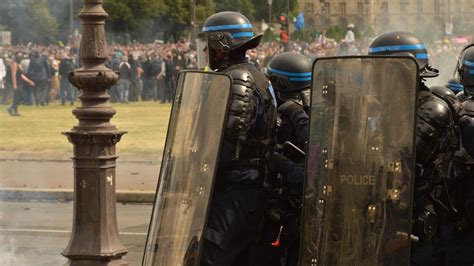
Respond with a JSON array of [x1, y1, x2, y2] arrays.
[[418, 93, 453, 135], [430, 86, 455, 99], [224, 68, 254, 85], [436, 93, 464, 121], [462, 100, 474, 116]]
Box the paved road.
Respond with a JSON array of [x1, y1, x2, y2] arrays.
[[0, 201, 153, 265]]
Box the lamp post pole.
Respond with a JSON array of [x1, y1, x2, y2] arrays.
[[268, 0, 273, 24], [70, 0, 74, 36], [191, 0, 196, 41], [61, 0, 128, 265]]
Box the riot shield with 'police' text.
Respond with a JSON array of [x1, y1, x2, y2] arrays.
[[143, 71, 232, 266], [301, 56, 419, 266]]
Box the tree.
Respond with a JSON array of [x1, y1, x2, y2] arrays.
[[150, 0, 215, 43], [215, 0, 255, 20], [103, 0, 162, 41], [252, 0, 299, 22], [45, 0, 83, 43], [4, 0, 59, 44]]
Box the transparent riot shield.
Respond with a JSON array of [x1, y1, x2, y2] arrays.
[[143, 71, 232, 266], [301, 56, 419, 266]]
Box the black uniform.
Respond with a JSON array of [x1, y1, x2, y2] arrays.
[[251, 52, 312, 266], [197, 12, 277, 266], [412, 83, 460, 265], [368, 31, 461, 265], [251, 101, 307, 266], [201, 61, 276, 266], [437, 44, 474, 265]]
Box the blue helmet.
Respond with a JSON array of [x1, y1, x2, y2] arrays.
[[266, 52, 313, 93], [446, 77, 464, 94], [369, 31, 438, 78], [455, 44, 474, 96], [197, 12, 262, 70]]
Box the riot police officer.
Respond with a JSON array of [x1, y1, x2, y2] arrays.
[[368, 31, 459, 265], [442, 44, 474, 265], [196, 12, 277, 265], [251, 52, 311, 266]]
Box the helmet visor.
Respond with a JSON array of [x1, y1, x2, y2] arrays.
[[196, 36, 209, 70]]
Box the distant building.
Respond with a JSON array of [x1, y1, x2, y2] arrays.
[[299, 0, 474, 35]]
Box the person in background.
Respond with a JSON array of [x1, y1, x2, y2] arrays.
[[19, 53, 33, 105], [247, 49, 261, 71], [128, 54, 140, 102], [108, 51, 122, 103], [163, 52, 175, 103], [49, 55, 60, 102], [7, 53, 35, 116], [150, 52, 164, 102], [340, 24, 356, 55], [59, 52, 76, 105], [0, 55, 7, 104], [117, 55, 131, 103], [156, 53, 166, 103], [27, 49, 51, 106], [2, 54, 12, 105]]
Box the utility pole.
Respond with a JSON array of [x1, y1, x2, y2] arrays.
[[61, 0, 128, 265], [70, 0, 74, 36], [447, 0, 452, 23], [286, 0, 290, 39], [268, 0, 273, 24], [191, 0, 196, 42]]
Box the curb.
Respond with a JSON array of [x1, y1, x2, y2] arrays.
[[0, 188, 155, 203], [0, 152, 162, 164]]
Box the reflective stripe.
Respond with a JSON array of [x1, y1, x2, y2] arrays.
[[232, 32, 254, 38], [267, 66, 312, 77], [448, 83, 464, 89], [464, 60, 474, 67], [202, 23, 253, 32], [289, 77, 312, 81], [268, 84, 277, 107], [369, 44, 426, 53], [416, 53, 429, 59]]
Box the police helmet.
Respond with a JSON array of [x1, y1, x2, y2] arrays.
[[455, 44, 474, 96], [446, 77, 464, 94], [368, 31, 439, 78], [197, 12, 262, 70], [266, 52, 312, 93]]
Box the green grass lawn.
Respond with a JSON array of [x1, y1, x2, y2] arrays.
[[0, 102, 171, 155]]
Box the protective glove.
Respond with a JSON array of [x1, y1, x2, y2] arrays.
[[278, 100, 305, 122], [266, 151, 290, 174]]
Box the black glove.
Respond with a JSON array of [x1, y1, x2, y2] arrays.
[[266, 152, 290, 174], [278, 100, 305, 122]]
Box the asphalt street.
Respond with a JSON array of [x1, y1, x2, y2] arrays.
[[0, 201, 153, 265]]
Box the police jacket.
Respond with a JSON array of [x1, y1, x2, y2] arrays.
[[215, 60, 277, 188], [413, 83, 459, 239]]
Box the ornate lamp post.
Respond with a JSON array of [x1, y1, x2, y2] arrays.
[[61, 0, 128, 265]]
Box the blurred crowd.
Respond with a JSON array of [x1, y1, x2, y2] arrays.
[[0, 34, 470, 111]]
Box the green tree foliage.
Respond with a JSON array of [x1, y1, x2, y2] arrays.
[[102, 0, 215, 43], [104, 0, 161, 39], [326, 26, 345, 41], [215, 0, 256, 20], [196, 0, 216, 25], [252, 0, 298, 22], [150, 0, 215, 43], [2, 0, 59, 44]]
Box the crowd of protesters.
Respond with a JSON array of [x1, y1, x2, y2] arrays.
[[0, 30, 470, 116]]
